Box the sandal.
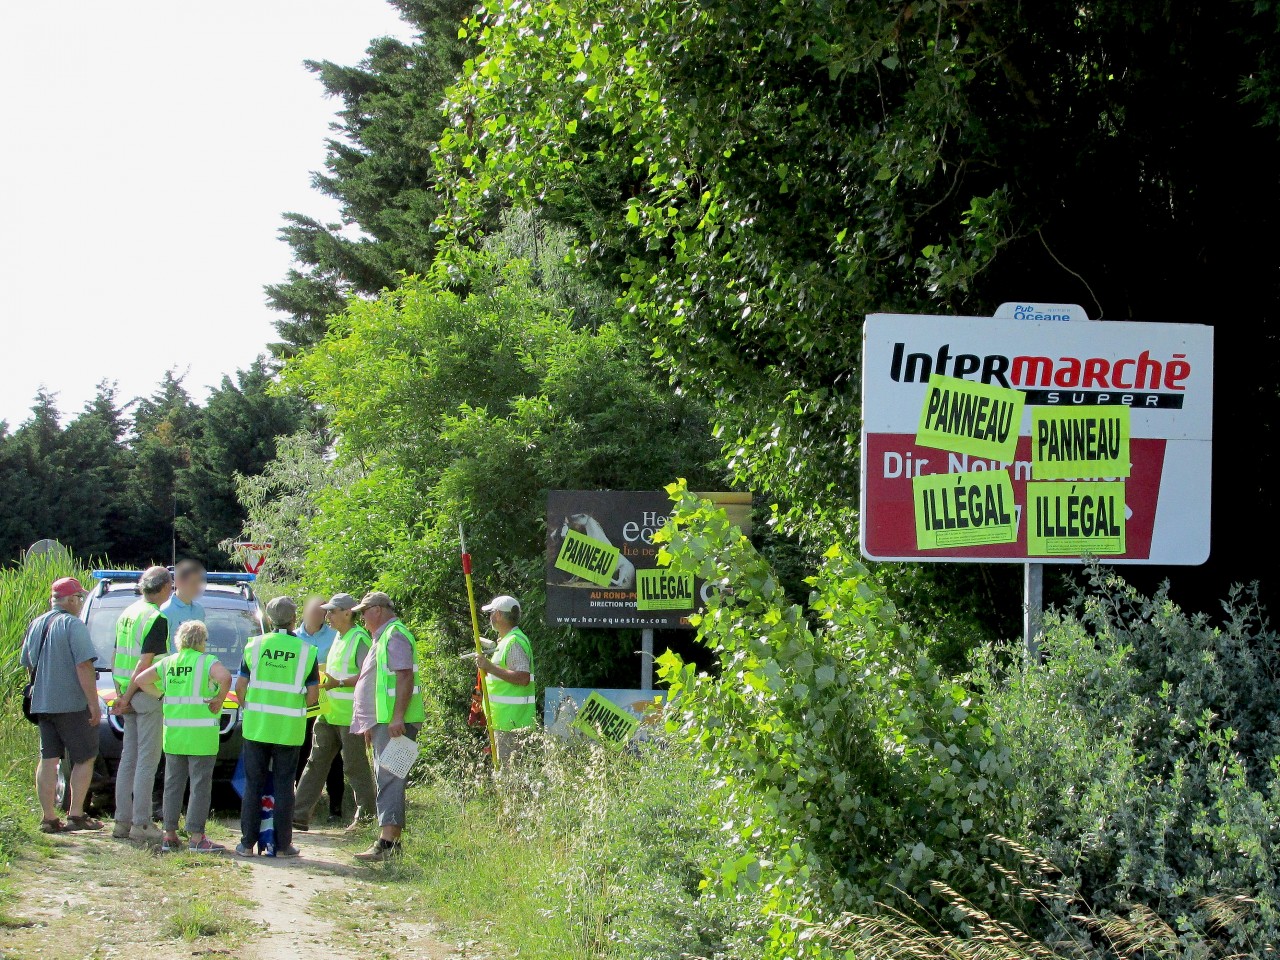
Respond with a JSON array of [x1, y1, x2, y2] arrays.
[[39, 817, 67, 833], [65, 814, 104, 831]]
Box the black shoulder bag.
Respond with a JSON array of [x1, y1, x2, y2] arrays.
[[21, 613, 56, 724]]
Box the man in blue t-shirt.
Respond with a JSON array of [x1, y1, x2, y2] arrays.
[[161, 559, 206, 650], [21, 577, 102, 834]]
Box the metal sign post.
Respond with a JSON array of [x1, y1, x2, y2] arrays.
[[1023, 562, 1043, 661], [640, 628, 654, 690]]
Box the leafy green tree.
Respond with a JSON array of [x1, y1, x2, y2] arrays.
[[118, 371, 201, 565], [0, 388, 131, 559], [256, 238, 724, 744], [266, 0, 476, 355], [435, 0, 1280, 621], [0, 391, 65, 558], [226, 429, 354, 585], [59, 382, 133, 557], [657, 485, 1012, 956], [175, 358, 310, 566]]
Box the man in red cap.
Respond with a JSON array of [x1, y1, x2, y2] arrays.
[[21, 577, 103, 833]]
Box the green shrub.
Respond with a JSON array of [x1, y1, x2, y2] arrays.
[[655, 483, 1014, 957], [971, 570, 1280, 949]]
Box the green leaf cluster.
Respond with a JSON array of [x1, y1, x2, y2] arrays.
[[655, 482, 1013, 950], [971, 571, 1280, 948], [261, 235, 725, 742]]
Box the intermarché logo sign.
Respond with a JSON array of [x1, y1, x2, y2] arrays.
[[889, 342, 1193, 408]]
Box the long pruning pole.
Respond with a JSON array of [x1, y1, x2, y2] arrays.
[[460, 525, 500, 771]]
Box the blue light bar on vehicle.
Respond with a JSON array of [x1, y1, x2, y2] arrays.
[[90, 569, 141, 581], [206, 572, 257, 584], [89, 569, 256, 583]]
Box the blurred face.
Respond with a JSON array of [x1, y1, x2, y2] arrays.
[[303, 598, 326, 630], [489, 609, 512, 633], [177, 568, 206, 602]]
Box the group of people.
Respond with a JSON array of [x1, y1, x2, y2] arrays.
[[20, 560, 538, 863]]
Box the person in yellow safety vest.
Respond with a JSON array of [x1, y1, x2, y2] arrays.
[[110, 565, 173, 844], [134, 620, 232, 853], [348, 592, 425, 862], [293, 593, 378, 833], [233, 596, 320, 858], [475, 595, 537, 766]]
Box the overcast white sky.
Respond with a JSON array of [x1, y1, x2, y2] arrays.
[[0, 0, 415, 428]]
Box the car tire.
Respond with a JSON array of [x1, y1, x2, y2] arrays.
[[55, 757, 73, 813]]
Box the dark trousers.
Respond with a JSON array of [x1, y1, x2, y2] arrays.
[[299, 717, 345, 814], [240, 739, 301, 851]]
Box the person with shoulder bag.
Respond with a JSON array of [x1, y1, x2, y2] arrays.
[[20, 577, 103, 834]]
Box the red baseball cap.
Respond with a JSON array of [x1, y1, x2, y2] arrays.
[[51, 577, 86, 599]]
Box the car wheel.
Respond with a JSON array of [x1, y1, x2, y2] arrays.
[[56, 757, 73, 813]]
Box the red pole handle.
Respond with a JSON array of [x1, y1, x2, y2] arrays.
[[461, 552, 472, 575]]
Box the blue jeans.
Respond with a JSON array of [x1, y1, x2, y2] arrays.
[[239, 739, 301, 851]]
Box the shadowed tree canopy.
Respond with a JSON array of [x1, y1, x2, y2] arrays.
[[0, 366, 307, 568], [435, 0, 1280, 616]]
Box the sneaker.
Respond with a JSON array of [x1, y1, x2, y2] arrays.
[[276, 845, 301, 858], [353, 840, 401, 862], [234, 843, 256, 858], [344, 811, 375, 833], [189, 837, 226, 854], [130, 823, 163, 845], [292, 820, 310, 832], [111, 820, 132, 840], [160, 836, 181, 853]]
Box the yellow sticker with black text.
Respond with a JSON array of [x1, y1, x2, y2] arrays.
[[1027, 481, 1126, 556], [916, 374, 1024, 461], [555, 529, 621, 586], [570, 691, 640, 746], [635, 569, 695, 611], [912, 469, 1018, 549], [1031, 407, 1131, 480]]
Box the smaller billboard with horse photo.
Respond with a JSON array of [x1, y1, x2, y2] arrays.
[[545, 490, 751, 629]]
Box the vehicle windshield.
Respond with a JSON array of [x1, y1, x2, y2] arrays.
[[85, 590, 262, 673]]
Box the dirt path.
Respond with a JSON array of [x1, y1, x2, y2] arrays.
[[0, 826, 460, 960], [239, 831, 454, 960]]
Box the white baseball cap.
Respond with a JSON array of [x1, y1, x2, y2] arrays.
[[481, 595, 521, 614]]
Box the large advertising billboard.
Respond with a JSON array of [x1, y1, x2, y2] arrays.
[[860, 314, 1213, 564], [545, 490, 752, 628]]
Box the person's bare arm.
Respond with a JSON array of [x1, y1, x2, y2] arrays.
[[135, 662, 162, 699], [77, 660, 101, 726], [114, 653, 156, 713], [476, 656, 531, 686], [234, 674, 248, 704], [207, 663, 232, 713], [389, 668, 414, 737]]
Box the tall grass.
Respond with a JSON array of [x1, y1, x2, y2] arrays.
[[394, 736, 761, 960], [0, 551, 94, 697]]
